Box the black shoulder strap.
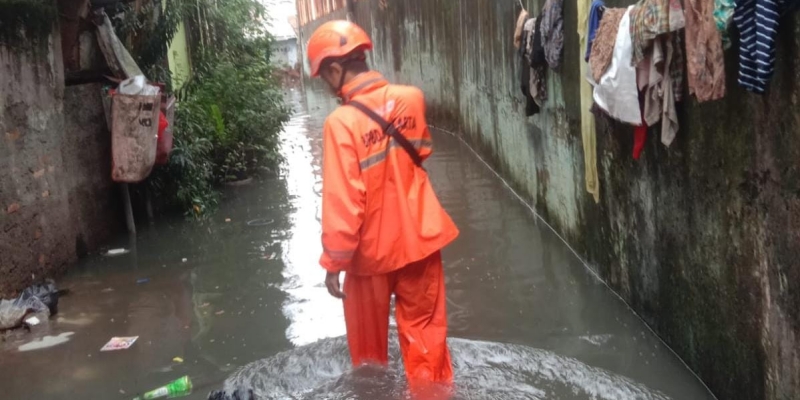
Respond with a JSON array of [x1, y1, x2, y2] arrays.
[[347, 100, 424, 168]]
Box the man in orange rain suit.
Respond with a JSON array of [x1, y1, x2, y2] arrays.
[[307, 20, 459, 385]]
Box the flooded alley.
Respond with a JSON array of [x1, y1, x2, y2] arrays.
[[0, 89, 716, 400]]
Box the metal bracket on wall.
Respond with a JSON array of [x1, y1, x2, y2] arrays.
[[121, 183, 136, 235]]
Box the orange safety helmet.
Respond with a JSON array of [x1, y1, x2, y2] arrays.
[[307, 20, 373, 77]]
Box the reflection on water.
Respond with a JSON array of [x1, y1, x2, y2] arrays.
[[18, 332, 75, 352], [0, 87, 715, 400], [279, 101, 346, 346]]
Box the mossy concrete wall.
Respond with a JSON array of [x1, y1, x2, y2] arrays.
[[301, 0, 800, 398], [1, 19, 120, 297]]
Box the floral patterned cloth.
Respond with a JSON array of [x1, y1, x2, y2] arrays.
[[685, 0, 726, 101], [589, 7, 626, 82], [713, 0, 735, 49], [541, 0, 565, 69]]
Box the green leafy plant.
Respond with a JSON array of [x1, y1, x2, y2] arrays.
[[119, 0, 289, 218]]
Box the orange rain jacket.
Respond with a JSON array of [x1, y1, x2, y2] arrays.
[[320, 71, 459, 276]]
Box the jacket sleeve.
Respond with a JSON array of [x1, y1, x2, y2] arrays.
[[416, 90, 434, 162], [319, 115, 366, 273]]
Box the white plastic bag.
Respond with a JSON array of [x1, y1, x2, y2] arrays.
[[593, 7, 642, 126], [118, 75, 160, 96]]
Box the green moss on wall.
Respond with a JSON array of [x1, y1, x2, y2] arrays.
[[0, 0, 57, 47]]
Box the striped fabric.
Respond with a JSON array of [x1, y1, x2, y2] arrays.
[[733, 0, 785, 93]]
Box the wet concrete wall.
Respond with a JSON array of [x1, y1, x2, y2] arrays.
[[1, 28, 119, 297], [62, 83, 120, 255], [300, 1, 800, 399]]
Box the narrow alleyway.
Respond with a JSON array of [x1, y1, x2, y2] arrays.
[[0, 88, 715, 399]]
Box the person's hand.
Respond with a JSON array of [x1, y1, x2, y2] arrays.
[[325, 271, 346, 299]]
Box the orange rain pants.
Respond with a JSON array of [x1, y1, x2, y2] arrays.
[[343, 251, 453, 384]]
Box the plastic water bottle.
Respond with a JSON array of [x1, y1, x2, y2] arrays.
[[132, 376, 192, 399]]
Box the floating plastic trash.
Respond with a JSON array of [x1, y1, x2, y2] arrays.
[[101, 336, 138, 351], [0, 280, 59, 330], [106, 248, 129, 256], [133, 376, 192, 400], [246, 218, 274, 226]]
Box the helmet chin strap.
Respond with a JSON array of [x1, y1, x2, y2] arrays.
[[335, 64, 349, 100], [330, 53, 366, 100]]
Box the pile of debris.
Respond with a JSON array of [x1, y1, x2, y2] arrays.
[[0, 280, 60, 331]]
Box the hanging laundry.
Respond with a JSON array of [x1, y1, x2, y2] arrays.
[[593, 7, 642, 125], [733, 0, 784, 94], [531, 15, 548, 67], [524, 17, 537, 62], [531, 16, 548, 106], [525, 16, 547, 107], [670, 34, 685, 102], [514, 9, 530, 50], [520, 58, 540, 116], [588, 97, 647, 159], [589, 8, 627, 82], [714, 0, 735, 49], [530, 65, 547, 107], [519, 17, 540, 116], [636, 35, 681, 146], [541, 0, 565, 69], [636, 41, 663, 126], [685, 0, 726, 101], [579, 0, 601, 203], [633, 121, 648, 159], [629, 0, 686, 67], [585, 0, 606, 62], [661, 37, 680, 145]]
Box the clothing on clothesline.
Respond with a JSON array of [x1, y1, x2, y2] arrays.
[[714, 0, 735, 49], [593, 7, 641, 126], [514, 9, 529, 49], [660, 37, 680, 146], [524, 17, 537, 63], [733, 0, 784, 94], [579, 0, 601, 203], [519, 17, 540, 116], [684, 0, 726, 101], [531, 14, 548, 67], [629, 0, 685, 67], [670, 33, 685, 102], [585, 0, 606, 61], [637, 35, 681, 146], [633, 121, 647, 159], [541, 0, 565, 69], [589, 7, 626, 82], [530, 16, 548, 106]]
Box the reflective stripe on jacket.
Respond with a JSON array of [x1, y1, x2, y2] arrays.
[[320, 71, 459, 276]]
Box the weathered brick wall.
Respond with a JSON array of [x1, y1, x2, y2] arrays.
[[1, 28, 119, 297], [301, 1, 800, 398]]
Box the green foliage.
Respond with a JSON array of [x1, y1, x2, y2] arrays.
[[111, 0, 187, 90], [118, 0, 289, 219], [183, 58, 289, 182], [147, 99, 219, 218]]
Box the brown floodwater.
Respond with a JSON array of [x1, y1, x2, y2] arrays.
[[0, 88, 716, 400]]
